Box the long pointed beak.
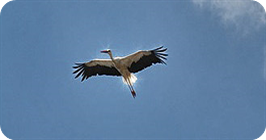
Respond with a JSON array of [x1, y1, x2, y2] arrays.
[[101, 50, 108, 53]]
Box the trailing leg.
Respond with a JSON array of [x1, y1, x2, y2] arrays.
[[124, 78, 136, 98]]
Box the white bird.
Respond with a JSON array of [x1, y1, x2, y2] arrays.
[[73, 46, 168, 98]]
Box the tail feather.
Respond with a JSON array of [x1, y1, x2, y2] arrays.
[[122, 73, 137, 85]]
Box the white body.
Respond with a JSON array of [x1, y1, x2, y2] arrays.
[[108, 51, 151, 86], [73, 46, 167, 98]]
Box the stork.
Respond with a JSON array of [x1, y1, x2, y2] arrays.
[[73, 46, 168, 98]]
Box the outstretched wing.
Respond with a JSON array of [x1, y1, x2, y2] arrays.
[[121, 46, 168, 73], [73, 59, 121, 82]]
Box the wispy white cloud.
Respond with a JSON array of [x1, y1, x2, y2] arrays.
[[192, 0, 266, 34]]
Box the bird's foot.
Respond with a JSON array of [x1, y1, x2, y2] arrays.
[[131, 90, 136, 98]]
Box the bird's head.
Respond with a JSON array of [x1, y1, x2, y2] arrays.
[[100, 49, 111, 54], [101, 49, 113, 59]]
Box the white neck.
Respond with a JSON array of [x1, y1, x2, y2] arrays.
[[108, 52, 114, 61]]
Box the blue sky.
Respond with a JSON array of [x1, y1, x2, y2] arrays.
[[0, 0, 265, 139]]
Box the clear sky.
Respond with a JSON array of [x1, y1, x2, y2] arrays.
[[0, 0, 265, 139]]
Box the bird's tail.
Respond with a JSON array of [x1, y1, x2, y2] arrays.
[[122, 73, 137, 85]]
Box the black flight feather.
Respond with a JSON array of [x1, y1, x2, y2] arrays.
[[128, 46, 168, 73], [73, 63, 121, 82]]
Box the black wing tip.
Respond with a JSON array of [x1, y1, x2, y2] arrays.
[[153, 46, 167, 51], [73, 62, 88, 82], [154, 46, 163, 50], [152, 46, 168, 64], [74, 62, 85, 66]]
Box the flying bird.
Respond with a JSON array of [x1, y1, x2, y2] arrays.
[[73, 46, 168, 98]]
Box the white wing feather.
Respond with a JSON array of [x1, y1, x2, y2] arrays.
[[85, 59, 115, 67], [120, 51, 151, 68]]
